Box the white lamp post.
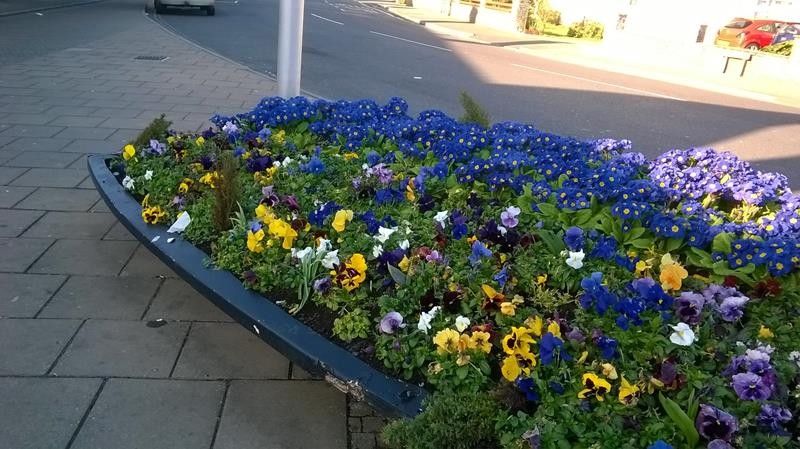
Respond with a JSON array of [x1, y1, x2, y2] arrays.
[[277, 0, 305, 98]]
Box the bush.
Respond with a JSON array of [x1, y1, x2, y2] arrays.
[[381, 391, 503, 449], [458, 91, 491, 128], [129, 114, 172, 149], [762, 40, 794, 56], [541, 8, 561, 26], [567, 20, 604, 39]]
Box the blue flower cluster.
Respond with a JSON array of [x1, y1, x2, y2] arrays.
[[216, 96, 798, 277]]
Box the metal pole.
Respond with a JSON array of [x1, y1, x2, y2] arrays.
[[277, 0, 305, 98]]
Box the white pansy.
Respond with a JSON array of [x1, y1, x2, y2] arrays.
[[144, 170, 154, 181], [316, 238, 332, 255], [282, 156, 293, 166], [122, 176, 135, 190], [433, 210, 449, 228], [375, 226, 397, 243], [789, 351, 800, 368], [398, 239, 410, 250], [455, 316, 470, 332], [372, 245, 384, 258], [321, 250, 339, 269], [565, 250, 585, 269], [362, 163, 370, 170], [417, 306, 441, 334], [669, 322, 696, 346], [292, 247, 313, 262], [497, 225, 507, 236]]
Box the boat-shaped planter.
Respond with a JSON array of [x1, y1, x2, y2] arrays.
[[88, 154, 427, 418]]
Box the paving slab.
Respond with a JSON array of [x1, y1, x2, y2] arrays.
[[102, 220, 135, 240], [0, 237, 54, 272], [0, 317, 81, 375], [59, 138, 120, 154], [144, 278, 231, 321], [53, 319, 189, 377], [53, 126, 117, 140], [70, 378, 224, 449], [0, 208, 44, 237], [0, 136, 73, 152], [0, 148, 22, 165], [0, 124, 65, 138], [29, 239, 137, 275], [22, 211, 117, 239], [0, 377, 102, 449], [120, 245, 178, 278], [14, 186, 99, 211], [39, 275, 159, 319], [10, 167, 87, 187], [0, 166, 27, 184], [214, 380, 347, 449], [4, 150, 82, 168], [172, 322, 289, 380], [0, 272, 66, 317], [0, 186, 34, 207]]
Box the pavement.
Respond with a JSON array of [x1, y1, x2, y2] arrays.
[[0, 1, 385, 448], [376, 1, 800, 109]]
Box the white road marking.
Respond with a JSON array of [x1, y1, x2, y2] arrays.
[[510, 63, 686, 102], [311, 13, 344, 25], [413, 76, 422, 79], [369, 31, 452, 52]]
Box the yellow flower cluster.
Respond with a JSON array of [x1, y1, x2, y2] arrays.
[[247, 205, 297, 251], [500, 325, 538, 381], [177, 178, 193, 194], [247, 228, 266, 253], [122, 144, 136, 161], [432, 328, 491, 366], [659, 253, 688, 291], [578, 369, 641, 405], [332, 209, 353, 233], [254, 166, 278, 185], [199, 171, 219, 189]]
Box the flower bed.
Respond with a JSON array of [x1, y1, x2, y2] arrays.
[[116, 96, 799, 449]]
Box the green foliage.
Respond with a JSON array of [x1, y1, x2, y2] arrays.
[[332, 308, 371, 342], [183, 193, 218, 247], [458, 91, 491, 129], [381, 391, 504, 449], [212, 153, 241, 233], [129, 114, 172, 148], [762, 40, 793, 56], [567, 20, 604, 40]]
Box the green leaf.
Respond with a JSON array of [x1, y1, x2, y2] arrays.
[[712, 232, 735, 254], [686, 247, 713, 268], [537, 229, 565, 255], [663, 237, 684, 253], [623, 227, 647, 242], [658, 392, 699, 448], [536, 203, 559, 218], [573, 209, 595, 227], [387, 264, 407, 285], [629, 238, 652, 249], [456, 365, 469, 380]]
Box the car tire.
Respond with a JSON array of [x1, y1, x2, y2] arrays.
[[745, 43, 760, 50], [155, 0, 166, 13], [205, 5, 215, 15]]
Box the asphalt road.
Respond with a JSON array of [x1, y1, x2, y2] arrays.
[[149, 0, 800, 182]]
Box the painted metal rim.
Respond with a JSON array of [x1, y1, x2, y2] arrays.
[[88, 154, 426, 418]]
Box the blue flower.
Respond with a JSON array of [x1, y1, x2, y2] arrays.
[[539, 332, 570, 365], [596, 335, 619, 360], [514, 377, 539, 402], [468, 241, 492, 267], [493, 266, 508, 287], [647, 441, 673, 449], [564, 226, 584, 251]]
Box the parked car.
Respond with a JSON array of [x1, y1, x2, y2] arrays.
[[155, 0, 215, 16], [715, 18, 799, 50]]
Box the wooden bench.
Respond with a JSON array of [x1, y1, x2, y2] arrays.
[[721, 51, 753, 77]]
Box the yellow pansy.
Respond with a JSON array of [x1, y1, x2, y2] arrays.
[[247, 229, 266, 253], [433, 329, 460, 354], [502, 327, 535, 355], [577, 351, 589, 364], [618, 377, 640, 405], [195, 136, 205, 146], [141, 206, 166, 224], [343, 152, 359, 161], [536, 274, 548, 286], [398, 256, 411, 273], [178, 178, 193, 194], [525, 315, 543, 337], [268, 219, 298, 249], [578, 373, 611, 401], [500, 351, 537, 382], [330, 253, 368, 292], [199, 171, 219, 189], [405, 178, 416, 202], [255, 204, 276, 224], [332, 209, 353, 232], [600, 363, 618, 380], [470, 331, 492, 353], [122, 144, 136, 161], [547, 321, 561, 339], [758, 325, 774, 339]]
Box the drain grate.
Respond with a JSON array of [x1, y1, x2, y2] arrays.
[[134, 55, 169, 61]]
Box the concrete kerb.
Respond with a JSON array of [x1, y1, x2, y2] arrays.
[[142, 9, 329, 102], [0, 0, 109, 17], [422, 22, 476, 40]]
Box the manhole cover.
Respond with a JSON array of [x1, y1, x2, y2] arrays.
[[134, 55, 169, 61]]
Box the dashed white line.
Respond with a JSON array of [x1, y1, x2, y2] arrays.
[[510, 63, 686, 101], [311, 13, 344, 25], [369, 31, 452, 52]]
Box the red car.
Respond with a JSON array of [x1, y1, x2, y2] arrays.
[[715, 18, 799, 50]]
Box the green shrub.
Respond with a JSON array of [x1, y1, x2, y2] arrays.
[[183, 193, 217, 247], [129, 114, 172, 149], [567, 20, 604, 40], [458, 92, 491, 128], [381, 391, 504, 449], [762, 40, 793, 56], [541, 8, 560, 26]]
